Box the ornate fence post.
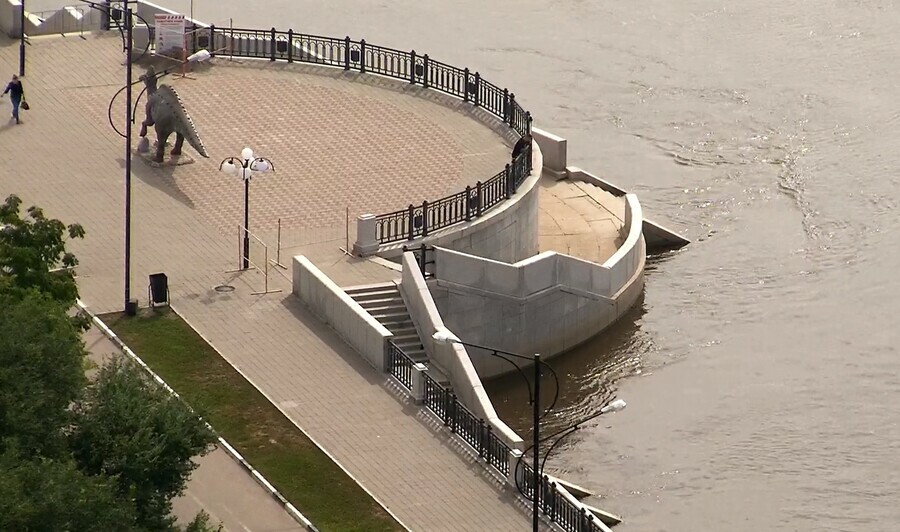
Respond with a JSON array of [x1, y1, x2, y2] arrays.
[[410, 50, 417, 84], [343, 36, 351, 69], [579, 507, 589, 531], [359, 38, 367, 73], [464, 185, 473, 222], [476, 181, 483, 217], [286, 29, 294, 62], [406, 204, 415, 241], [547, 479, 556, 522], [526, 110, 533, 136], [422, 54, 430, 89], [479, 420, 489, 459], [474, 72, 481, 107], [448, 393, 458, 432], [209, 25, 216, 57], [421, 200, 429, 237], [503, 88, 510, 124], [270, 27, 277, 61], [463, 67, 470, 102], [418, 246, 427, 274], [505, 163, 512, 199]]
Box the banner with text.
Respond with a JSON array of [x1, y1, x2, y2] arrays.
[[154, 14, 185, 56]]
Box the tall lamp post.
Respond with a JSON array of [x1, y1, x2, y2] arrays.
[[219, 149, 275, 270], [95, 0, 209, 313], [433, 327, 560, 532], [18, 0, 25, 76]]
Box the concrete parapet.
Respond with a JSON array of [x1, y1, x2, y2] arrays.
[[353, 214, 380, 256], [292, 255, 392, 372], [532, 127, 567, 180], [373, 140, 543, 263], [1, 0, 20, 38], [567, 166, 690, 252], [430, 194, 646, 377], [399, 252, 523, 451]]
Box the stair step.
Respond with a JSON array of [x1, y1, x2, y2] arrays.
[[355, 296, 404, 307], [371, 310, 412, 319], [404, 350, 428, 363], [379, 317, 414, 327], [359, 303, 407, 314], [343, 282, 396, 294], [394, 342, 424, 351], [392, 335, 422, 344], [349, 290, 401, 302]]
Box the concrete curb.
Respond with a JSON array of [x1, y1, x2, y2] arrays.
[[75, 299, 319, 532]]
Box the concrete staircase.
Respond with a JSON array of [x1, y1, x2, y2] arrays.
[[345, 283, 427, 363]]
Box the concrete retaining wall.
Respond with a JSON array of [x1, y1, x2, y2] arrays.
[[431, 195, 645, 378], [357, 141, 543, 264], [399, 252, 523, 451], [292, 255, 392, 372], [1, 0, 20, 38]]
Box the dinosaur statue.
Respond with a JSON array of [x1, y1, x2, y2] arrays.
[[137, 66, 209, 164]]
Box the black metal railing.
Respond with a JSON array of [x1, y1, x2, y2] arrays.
[[373, 143, 531, 243], [420, 373, 513, 478], [514, 462, 607, 532], [186, 26, 533, 245], [386, 340, 414, 390]]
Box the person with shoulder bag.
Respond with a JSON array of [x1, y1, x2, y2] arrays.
[[1, 74, 26, 124]]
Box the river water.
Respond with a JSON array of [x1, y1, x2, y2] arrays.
[[61, 0, 900, 529]]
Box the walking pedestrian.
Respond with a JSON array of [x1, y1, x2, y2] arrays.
[[1, 75, 25, 124]]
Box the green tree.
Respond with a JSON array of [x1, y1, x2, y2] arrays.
[[0, 447, 136, 532], [0, 290, 87, 458], [69, 359, 216, 531], [0, 194, 85, 306], [183, 511, 224, 532]]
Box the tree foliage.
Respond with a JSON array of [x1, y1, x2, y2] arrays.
[[0, 448, 136, 532], [70, 359, 216, 530], [0, 194, 85, 306], [0, 290, 87, 458], [0, 197, 219, 531]]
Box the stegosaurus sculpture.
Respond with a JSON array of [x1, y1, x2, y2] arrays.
[[137, 66, 209, 163]]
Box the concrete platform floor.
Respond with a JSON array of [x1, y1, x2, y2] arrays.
[[538, 178, 626, 263]]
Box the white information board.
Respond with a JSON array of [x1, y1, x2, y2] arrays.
[[154, 14, 186, 55]]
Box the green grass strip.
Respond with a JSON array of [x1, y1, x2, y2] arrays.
[[102, 309, 402, 532]]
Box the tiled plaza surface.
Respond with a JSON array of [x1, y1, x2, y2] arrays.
[[0, 33, 541, 530]]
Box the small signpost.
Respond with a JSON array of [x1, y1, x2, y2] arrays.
[[154, 13, 185, 58]]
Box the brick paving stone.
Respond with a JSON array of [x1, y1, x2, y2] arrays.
[[0, 33, 545, 531]]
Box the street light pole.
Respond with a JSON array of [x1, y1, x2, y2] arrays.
[[243, 174, 250, 269], [219, 149, 275, 271], [532, 352, 541, 532], [124, 5, 135, 315], [19, 0, 25, 76], [431, 328, 559, 530]]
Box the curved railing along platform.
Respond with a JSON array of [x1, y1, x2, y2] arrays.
[[173, 24, 534, 247]]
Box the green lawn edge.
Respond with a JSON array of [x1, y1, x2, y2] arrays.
[[101, 308, 402, 532]]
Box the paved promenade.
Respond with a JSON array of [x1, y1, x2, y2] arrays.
[[0, 34, 541, 530], [83, 327, 304, 532]]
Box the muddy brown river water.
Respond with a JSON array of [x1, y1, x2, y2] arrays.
[[62, 0, 900, 529]]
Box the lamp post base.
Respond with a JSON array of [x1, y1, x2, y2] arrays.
[[125, 298, 139, 316]]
